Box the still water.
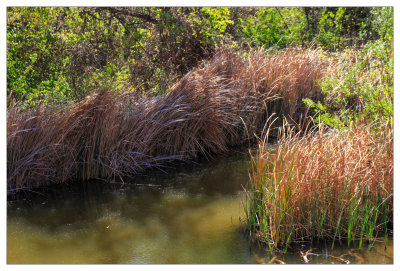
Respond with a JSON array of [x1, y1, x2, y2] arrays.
[[7, 151, 393, 264]]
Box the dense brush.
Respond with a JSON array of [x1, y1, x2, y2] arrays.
[[245, 119, 393, 252], [7, 47, 324, 191]]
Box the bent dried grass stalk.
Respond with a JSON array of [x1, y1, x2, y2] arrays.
[[7, 47, 323, 191]]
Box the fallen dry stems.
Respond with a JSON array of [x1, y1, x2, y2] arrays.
[[7, 47, 324, 191]]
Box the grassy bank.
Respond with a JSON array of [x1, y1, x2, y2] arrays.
[[7, 47, 323, 192], [244, 41, 393, 252], [245, 121, 393, 252]]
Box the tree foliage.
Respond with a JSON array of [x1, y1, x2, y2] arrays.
[[7, 7, 393, 107]]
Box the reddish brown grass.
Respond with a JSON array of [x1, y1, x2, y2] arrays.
[[246, 120, 393, 251], [7, 47, 324, 191]]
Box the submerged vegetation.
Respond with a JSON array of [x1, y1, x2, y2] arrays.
[[7, 7, 393, 254]]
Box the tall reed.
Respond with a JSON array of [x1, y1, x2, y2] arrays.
[[245, 119, 393, 252], [7, 47, 324, 191]]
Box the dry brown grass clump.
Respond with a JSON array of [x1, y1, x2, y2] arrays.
[[246, 120, 393, 251], [7, 47, 324, 191]]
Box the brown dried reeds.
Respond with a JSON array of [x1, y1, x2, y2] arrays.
[[7, 47, 324, 192], [246, 119, 393, 251]]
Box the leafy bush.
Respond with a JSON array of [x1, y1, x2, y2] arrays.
[[240, 8, 307, 48], [7, 7, 393, 108], [303, 39, 393, 128]]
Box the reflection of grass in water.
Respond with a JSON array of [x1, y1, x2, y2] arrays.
[[7, 218, 103, 264], [121, 193, 247, 264], [144, 192, 247, 263], [7, 193, 246, 264], [7, 189, 393, 264], [164, 192, 243, 233], [7, 214, 165, 264]]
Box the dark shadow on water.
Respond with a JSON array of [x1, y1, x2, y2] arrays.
[[7, 147, 393, 264]]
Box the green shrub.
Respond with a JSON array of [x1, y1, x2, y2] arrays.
[[303, 40, 393, 129], [7, 7, 393, 108]]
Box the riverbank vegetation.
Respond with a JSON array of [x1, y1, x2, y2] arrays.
[[7, 7, 393, 252], [245, 12, 393, 251], [246, 120, 392, 252], [7, 47, 323, 191]]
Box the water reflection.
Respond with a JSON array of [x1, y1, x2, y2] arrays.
[[7, 151, 393, 264]]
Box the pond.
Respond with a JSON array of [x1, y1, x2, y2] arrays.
[[7, 151, 393, 264]]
